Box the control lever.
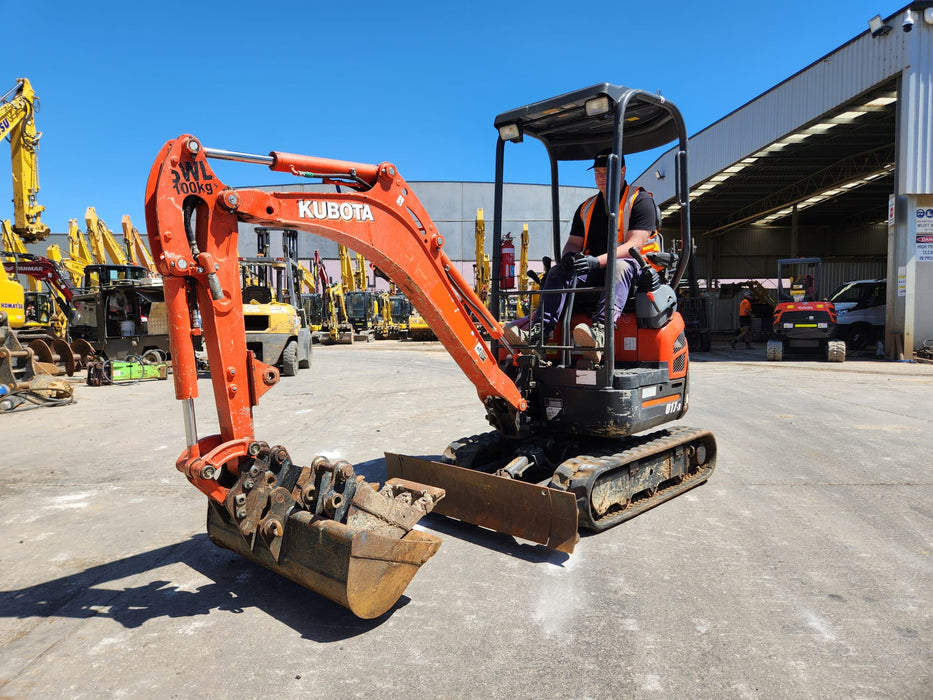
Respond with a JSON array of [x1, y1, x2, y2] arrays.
[[628, 247, 660, 292]]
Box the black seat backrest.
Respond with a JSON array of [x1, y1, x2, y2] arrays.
[[243, 285, 272, 304]]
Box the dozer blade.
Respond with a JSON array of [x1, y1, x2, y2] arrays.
[[205, 447, 445, 619], [385, 453, 579, 554]]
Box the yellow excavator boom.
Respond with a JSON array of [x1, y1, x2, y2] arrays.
[[337, 243, 358, 292], [1, 78, 49, 242], [474, 208, 490, 299], [61, 219, 93, 286], [121, 215, 156, 273], [85, 206, 127, 265], [354, 251, 367, 291], [517, 223, 530, 316]]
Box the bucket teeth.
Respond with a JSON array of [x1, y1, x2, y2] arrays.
[[347, 478, 445, 539]]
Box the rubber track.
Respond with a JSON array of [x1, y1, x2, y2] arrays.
[[552, 426, 717, 532]]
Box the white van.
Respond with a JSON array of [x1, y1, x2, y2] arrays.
[[828, 279, 886, 350]]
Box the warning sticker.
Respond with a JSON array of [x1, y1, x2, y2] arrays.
[[917, 208, 933, 261]]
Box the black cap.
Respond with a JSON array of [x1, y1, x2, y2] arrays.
[[588, 148, 624, 170]]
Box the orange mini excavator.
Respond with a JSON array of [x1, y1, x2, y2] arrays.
[[145, 84, 716, 618]]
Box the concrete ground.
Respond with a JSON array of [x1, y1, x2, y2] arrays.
[[1, 339, 931, 699]]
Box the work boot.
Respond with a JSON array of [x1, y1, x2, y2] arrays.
[[573, 322, 605, 363], [501, 323, 528, 347], [503, 323, 547, 359]]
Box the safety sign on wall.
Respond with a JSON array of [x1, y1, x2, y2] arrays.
[[917, 207, 933, 262]]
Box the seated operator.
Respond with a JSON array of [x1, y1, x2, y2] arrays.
[[504, 148, 660, 362]]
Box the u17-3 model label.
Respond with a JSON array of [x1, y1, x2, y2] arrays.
[[298, 200, 374, 222]]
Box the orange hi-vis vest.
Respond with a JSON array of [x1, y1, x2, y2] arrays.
[[579, 184, 661, 263]]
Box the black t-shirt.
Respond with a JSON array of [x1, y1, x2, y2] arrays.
[[568, 186, 658, 258]]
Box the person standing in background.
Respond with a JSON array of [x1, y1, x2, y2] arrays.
[[732, 291, 753, 349]]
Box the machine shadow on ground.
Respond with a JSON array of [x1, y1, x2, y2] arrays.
[[0, 534, 397, 642]]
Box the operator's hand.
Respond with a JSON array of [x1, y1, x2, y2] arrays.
[[572, 254, 600, 275]]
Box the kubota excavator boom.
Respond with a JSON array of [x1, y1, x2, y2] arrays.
[[145, 136, 526, 618]]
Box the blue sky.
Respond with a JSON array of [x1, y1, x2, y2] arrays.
[[6, 0, 907, 236]]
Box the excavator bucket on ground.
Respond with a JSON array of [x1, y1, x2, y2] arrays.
[[201, 447, 443, 619]]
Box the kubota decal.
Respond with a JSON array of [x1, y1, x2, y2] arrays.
[[298, 200, 375, 222]]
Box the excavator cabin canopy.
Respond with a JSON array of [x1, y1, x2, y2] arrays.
[[493, 83, 681, 160], [490, 84, 691, 311]]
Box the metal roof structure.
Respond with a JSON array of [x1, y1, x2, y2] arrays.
[[639, 4, 930, 235], [635, 2, 933, 357], [678, 81, 897, 236]]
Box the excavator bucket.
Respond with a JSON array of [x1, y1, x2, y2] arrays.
[[385, 453, 579, 554], [203, 449, 444, 619]]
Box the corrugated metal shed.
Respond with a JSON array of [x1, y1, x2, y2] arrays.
[[637, 4, 931, 211]]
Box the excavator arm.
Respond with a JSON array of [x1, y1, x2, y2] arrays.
[[146, 135, 524, 462], [144, 135, 527, 617], [62, 219, 94, 286]]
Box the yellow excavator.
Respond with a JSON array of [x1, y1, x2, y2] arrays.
[[1, 78, 49, 242], [317, 244, 354, 344], [1, 220, 66, 339], [1, 222, 87, 387]]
